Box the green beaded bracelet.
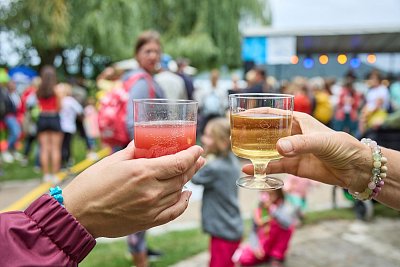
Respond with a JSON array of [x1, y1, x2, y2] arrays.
[[350, 138, 387, 201]]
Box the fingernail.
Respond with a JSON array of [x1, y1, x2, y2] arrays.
[[200, 157, 206, 166], [278, 139, 293, 153]]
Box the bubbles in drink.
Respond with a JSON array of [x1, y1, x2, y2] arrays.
[[230, 113, 292, 160], [134, 121, 196, 158]]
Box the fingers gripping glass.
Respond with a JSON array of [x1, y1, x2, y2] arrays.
[[229, 94, 294, 191]]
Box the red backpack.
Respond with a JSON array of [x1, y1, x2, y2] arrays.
[[98, 72, 155, 147]]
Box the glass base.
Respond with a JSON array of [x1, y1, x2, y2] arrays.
[[236, 176, 284, 191]]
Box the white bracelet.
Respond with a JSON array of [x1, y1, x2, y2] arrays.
[[350, 138, 387, 201]]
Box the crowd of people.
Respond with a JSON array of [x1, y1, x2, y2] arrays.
[[228, 68, 399, 138], [0, 67, 99, 183], [1, 28, 400, 267]]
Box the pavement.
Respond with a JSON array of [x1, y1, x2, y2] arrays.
[[0, 147, 110, 212], [171, 218, 400, 267], [1, 171, 400, 267], [161, 177, 400, 267]]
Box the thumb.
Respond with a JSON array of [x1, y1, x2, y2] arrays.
[[110, 140, 136, 161], [276, 134, 328, 157], [121, 140, 136, 160]]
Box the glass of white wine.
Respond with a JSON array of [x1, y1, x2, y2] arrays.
[[229, 93, 294, 190]]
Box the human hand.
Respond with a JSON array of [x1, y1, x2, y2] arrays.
[[63, 141, 205, 238], [243, 112, 371, 192]]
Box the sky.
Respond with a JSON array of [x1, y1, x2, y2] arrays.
[[269, 0, 400, 30]]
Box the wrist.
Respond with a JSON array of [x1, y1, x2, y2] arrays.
[[63, 186, 99, 239], [349, 144, 372, 192], [349, 138, 387, 200]]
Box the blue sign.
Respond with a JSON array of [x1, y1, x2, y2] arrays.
[[242, 37, 267, 64]]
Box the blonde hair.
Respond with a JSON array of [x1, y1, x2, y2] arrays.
[[206, 117, 231, 156], [55, 83, 72, 98], [32, 77, 41, 88]]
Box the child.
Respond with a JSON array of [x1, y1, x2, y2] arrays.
[[83, 97, 100, 159], [234, 189, 299, 267], [192, 117, 243, 267], [284, 174, 314, 220], [250, 192, 271, 259], [58, 83, 83, 168]]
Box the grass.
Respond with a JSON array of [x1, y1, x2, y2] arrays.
[[372, 202, 400, 217], [81, 228, 208, 267], [303, 207, 355, 224], [80, 204, 399, 267], [303, 202, 400, 224], [0, 135, 90, 182]]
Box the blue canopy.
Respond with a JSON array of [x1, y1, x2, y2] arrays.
[[8, 66, 38, 82]]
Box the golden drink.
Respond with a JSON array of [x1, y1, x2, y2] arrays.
[[230, 113, 292, 160]]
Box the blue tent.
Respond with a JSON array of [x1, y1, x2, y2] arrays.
[[8, 66, 38, 82], [8, 66, 38, 94]]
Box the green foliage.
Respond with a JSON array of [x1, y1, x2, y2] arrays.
[[164, 33, 220, 69], [2, 0, 70, 49], [68, 0, 140, 61], [1, 0, 269, 74]]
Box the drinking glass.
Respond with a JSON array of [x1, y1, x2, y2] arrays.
[[229, 93, 294, 190], [133, 99, 198, 158]]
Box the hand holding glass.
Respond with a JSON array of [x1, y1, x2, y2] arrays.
[[229, 94, 294, 190]]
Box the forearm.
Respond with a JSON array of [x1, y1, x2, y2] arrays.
[[374, 147, 400, 210]]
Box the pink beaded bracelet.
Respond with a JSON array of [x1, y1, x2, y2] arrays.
[[350, 138, 387, 201]]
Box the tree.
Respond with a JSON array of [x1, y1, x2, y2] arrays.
[[1, 0, 70, 65], [138, 0, 268, 69], [0, 0, 268, 76]]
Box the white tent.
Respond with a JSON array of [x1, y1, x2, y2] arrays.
[[241, 0, 400, 70]]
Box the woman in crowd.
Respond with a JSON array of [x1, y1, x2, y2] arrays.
[[36, 65, 63, 183]]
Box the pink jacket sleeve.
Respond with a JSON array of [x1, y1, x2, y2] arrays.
[[0, 194, 96, 266]]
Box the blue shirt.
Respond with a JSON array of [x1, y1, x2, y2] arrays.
[[124, 68, 165, 139]]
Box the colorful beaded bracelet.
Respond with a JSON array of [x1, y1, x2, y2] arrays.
[[49, 186, 64, 207], [351, 138, 387, 201]]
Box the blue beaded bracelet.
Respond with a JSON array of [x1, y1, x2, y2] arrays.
[[49, 186, 64, 207]]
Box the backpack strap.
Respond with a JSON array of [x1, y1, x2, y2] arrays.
[[123, 72, 156, 98]]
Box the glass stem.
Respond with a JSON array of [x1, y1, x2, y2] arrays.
[[251, 159, 269, 182]]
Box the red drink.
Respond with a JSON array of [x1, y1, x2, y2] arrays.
[[134, 120, 196, 158]]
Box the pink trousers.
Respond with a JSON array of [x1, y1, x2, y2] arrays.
[[210, 236, 241, 267], [238, 219, 294, 266]]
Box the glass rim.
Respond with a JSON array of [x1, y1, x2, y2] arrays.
[[229, 93, 294, 100], [133, 99, 198, 105]]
